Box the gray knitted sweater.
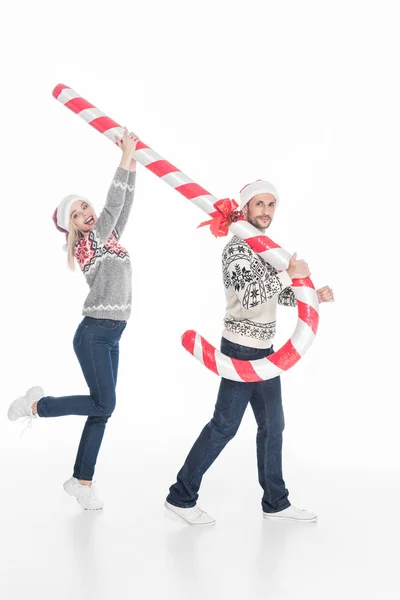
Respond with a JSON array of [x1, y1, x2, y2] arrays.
[[74, 167, 136, 321]]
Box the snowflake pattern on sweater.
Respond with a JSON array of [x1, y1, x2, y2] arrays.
[[74, 231, 129, 274], [222, 237, 296, 309], [222, 236, 296, 346]]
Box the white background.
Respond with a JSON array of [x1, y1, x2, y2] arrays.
[[1, 1, 399, 599]]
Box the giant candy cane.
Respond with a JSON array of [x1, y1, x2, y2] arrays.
[[53, 84, 319, 382]]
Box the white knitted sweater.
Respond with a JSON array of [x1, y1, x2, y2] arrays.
[[222, 235, 296, 348]]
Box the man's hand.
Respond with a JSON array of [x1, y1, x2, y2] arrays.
[[317, 285, 334, 303], [287, 252, 311, 279]]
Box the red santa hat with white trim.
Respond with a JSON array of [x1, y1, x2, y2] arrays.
[[239, 180, 279, 210], [52, 194, 89, 251]]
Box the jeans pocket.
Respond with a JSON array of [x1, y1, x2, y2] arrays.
[[73, 323, 88, 348], [221, 339, 260, 359], [98, 319, 121, 330], [237, 349, 261, 360]]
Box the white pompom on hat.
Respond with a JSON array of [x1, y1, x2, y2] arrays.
[[239, 180, 279, 210]]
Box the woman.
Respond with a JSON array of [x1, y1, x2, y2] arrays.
[[8, 130, 139, 510]]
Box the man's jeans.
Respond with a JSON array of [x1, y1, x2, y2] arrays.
[[37, 317, 127, 481], [167, 337, 290, 513]]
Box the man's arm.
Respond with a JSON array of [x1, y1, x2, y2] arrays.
[[278, 287, 297, 307], [223, 241, 292, 309]]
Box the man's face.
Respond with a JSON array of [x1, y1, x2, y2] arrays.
[[242, 193, 277, 231]]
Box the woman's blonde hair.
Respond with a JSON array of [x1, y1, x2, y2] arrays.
[[67, 221, 84, 271], [66, 201, 96, 271]]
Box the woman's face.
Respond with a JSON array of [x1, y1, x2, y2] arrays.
[[70, 200, 97, 234]]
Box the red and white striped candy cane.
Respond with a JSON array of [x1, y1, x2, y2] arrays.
[[53, 84, 319, 382]]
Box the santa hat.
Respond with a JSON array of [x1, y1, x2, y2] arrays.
[[239, 180, 279, 210], [53, 194, 88, 252]]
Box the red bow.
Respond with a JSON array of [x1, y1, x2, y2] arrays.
[[198, 198, 243, 237]]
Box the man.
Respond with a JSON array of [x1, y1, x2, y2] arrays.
[[165, 180, 334, 526]]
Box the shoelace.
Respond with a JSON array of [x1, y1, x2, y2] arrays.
[[290, 506, 315, 519], [191, 506, 208, 522], [292, 507, 306, 514], [77, 484, 103, 508], [20, 415, 36, 438], [77, 482, 98, 500]]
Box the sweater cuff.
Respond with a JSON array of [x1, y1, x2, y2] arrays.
[[114, 167, 130, 184], [277, 270, 293, 290]]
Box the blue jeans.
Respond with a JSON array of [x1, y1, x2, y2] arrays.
[[37, 317, 127, 481], [167, 337, 290, 513]]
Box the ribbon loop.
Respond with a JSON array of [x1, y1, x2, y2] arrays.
[[198, 198, 243, 237]]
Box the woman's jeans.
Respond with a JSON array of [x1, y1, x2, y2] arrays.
[[167, 337, 290, 513], [37, 317, 127, 481]]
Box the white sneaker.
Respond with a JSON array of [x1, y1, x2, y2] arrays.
[[263, 505, 317, 523], [7, 386, 44, 422], [164, 501, 216, 526], [63, 477, 104, 510]]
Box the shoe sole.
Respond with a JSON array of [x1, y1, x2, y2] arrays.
[[7, 399, 24, 421], [7, 387, 44, 421], [63, 483, 104, 511], [164, 501, 216, 526], [263, 514, 317, 523]]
